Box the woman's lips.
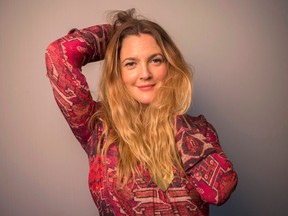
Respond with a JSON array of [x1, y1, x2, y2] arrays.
[[137, 84, 155, 91]]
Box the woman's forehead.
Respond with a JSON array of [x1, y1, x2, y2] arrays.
[[120, 34, 162, 59]]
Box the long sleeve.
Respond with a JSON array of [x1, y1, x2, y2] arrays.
[[176, 115, 238, 205], [45, 24, 110, 154]]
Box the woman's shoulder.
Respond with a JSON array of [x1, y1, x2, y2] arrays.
[[176, 114, 219, 144], [176, 114, 209, 132]]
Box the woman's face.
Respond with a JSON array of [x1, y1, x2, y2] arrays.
[[120, 34, 167, 105]]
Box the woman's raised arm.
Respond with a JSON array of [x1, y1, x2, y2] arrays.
[[45, 24, 110, 153]]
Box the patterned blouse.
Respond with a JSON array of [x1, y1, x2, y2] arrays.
[[45, 24, 237, 216]]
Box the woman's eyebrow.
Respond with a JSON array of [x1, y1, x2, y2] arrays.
[[121, 53, 163, 63], [148, 53, 163, 60], [121, 57, 138, 63]]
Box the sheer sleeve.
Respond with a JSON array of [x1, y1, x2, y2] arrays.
[[176, 115, 238, 205], [45, 24, 110, 154]]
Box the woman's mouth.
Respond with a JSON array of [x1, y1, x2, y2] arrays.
[[137, 84, 155, 91]]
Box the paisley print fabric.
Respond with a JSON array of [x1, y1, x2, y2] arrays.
[[45, 24, 237, 215]]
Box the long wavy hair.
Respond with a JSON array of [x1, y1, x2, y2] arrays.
[[90, 9, 193, 190]]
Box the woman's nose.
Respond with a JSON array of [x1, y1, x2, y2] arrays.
[[140, 64, 152, 80]]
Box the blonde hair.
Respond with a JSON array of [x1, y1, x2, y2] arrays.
[[90, 9, 192, 190]]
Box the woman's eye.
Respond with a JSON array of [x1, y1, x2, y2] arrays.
[[124, 62, 136, 68], [151, 58, 163, 64]]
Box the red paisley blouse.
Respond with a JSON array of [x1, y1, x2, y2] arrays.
[[45, 24, 237, 216]]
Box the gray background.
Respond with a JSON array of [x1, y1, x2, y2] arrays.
[[1, 0, 287, 215]]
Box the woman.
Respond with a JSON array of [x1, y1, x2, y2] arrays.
[[46, 9, 237, 216]]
